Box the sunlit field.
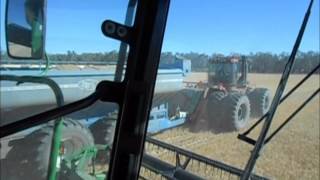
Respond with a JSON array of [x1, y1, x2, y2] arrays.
[[149, 73, 319, 179]]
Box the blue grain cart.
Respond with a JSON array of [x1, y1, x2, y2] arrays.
[[159, 56, 191, 76], [0, 68, 190, 159]]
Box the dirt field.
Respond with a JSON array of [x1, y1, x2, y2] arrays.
[[151, 73, 320, 179]]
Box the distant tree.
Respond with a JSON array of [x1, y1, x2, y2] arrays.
[[1, 49, 318, 74]]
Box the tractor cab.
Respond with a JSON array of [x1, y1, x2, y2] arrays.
[[208, 56, 248, 89]]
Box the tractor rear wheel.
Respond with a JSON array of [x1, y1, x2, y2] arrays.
[[4, 119, 94, 180], [248, 88, 271, 118], [222, 93, 251, 131]]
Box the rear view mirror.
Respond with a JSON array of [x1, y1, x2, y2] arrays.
[[6, 0, 46, 59]]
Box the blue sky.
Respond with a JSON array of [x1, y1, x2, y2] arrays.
[[1, 0, 319, 55]]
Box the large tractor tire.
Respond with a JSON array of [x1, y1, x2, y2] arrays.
[[89, 117, 116, 163], [248, 88, 271, 118], [207, 91, 226, 129], [4, 119, 94, 180], [222, 93, 251, 131]]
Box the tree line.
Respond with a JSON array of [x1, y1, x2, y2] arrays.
[[162, 51, 319, 74], [1, 50, 319, 74]]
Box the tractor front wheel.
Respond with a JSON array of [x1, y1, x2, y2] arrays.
[[207, 91, 225, 129]]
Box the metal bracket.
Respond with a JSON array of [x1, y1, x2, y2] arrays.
[[176, 153, 191, 170], [95, 80, 125, 103], [101, 20, 133, 44]]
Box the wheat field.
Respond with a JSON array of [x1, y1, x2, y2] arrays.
[[150, 73, 319, 179]]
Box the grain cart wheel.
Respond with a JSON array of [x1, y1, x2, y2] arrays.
[[89, 117, 116, 163], [207, 91, 226, 129], [222, 93, 251, 131], [4, 119, 94, 180], [248, 88, 271, 118]]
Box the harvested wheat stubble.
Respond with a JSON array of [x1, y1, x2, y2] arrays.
[[150, 73, 319, 180]]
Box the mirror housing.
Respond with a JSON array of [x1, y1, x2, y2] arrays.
[[5, 0, 46, 59]]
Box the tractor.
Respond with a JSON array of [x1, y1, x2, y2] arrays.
[[201, 55, 272, 131], [149, 55, 272, 132]]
